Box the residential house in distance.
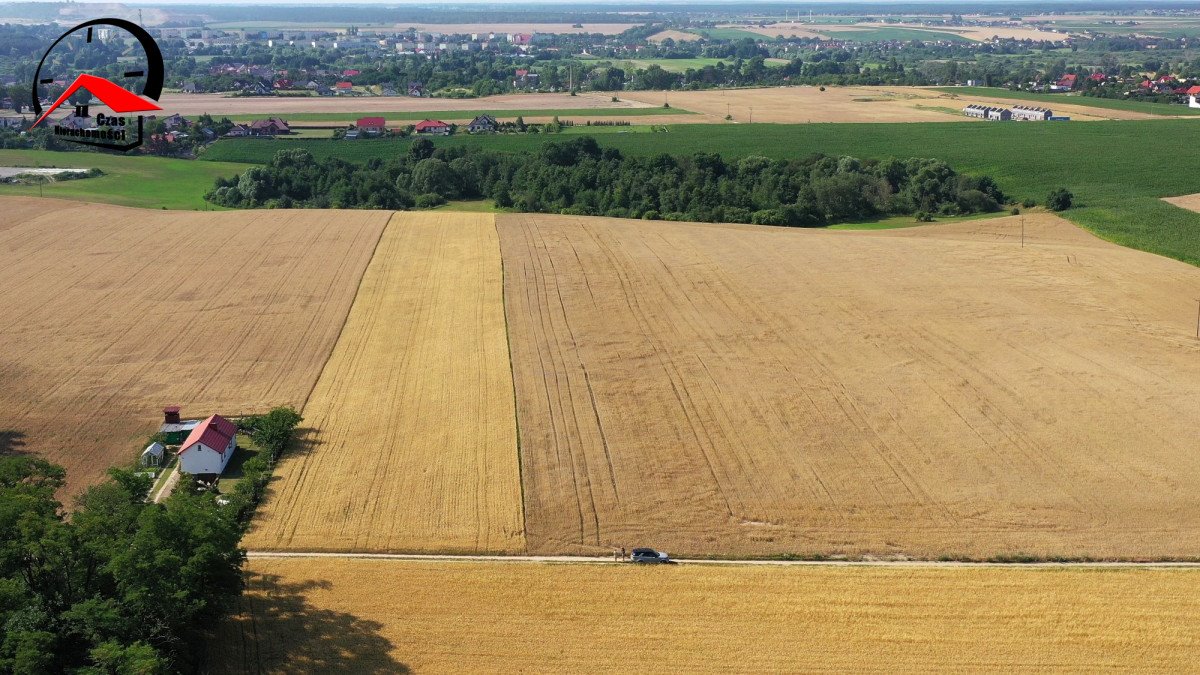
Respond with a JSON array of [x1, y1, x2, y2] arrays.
[[177, 414, 237, 481], [467, 114, 498, 133], [1187, 85, 1200, 108], [513, 69, 540, 90], [249, 117, 291, 136], [335, 81, 354, 95], [408, 82, 426, 97], [414, 119, 451, 135], [1011, 105, 1053, 121], [0, 116, 27, 130], [181, 81, 198, 93], [356, 116, 387, 135], [161, 113, 189, 130], [1050, 73, 1078, 91], [225, 123, 252, 137]]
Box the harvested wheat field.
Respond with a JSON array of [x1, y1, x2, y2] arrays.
[[214, 558, 1200, 673], [0, 197, 388, 495], [244, 212, 523, 554], [158, 91, 656, 116], [499, 213, 1200, 559], [620, 85, 1137, 122], [734, 21, 1071, 42]]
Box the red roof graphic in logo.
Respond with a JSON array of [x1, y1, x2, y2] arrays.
[[31, 73, 162, 128]]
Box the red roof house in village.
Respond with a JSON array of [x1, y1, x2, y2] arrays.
[[177, 414, 237, 479], [414, 119, 451, 135], [356, 116, 387, 134], [1053, 73, 1078, 90], [335, 81, 353, 94]]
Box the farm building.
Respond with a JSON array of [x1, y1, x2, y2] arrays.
[[963, 104, 1011, 121], [1011, 105, 1053, 121], [177, 414, 237, 479], [415, 119, 451, 135], [356, 117, 387, 135], [158, 406, 201, 444], [467, 115, 498, 133]]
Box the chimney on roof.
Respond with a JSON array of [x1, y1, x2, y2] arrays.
[[163, 406, 181, 425]]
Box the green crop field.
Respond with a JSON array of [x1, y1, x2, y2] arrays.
[[0, 150, 244, 210], [197, 107, 691, 123], [202, 120, 1200, 265], [933, 86, 1200, 117]]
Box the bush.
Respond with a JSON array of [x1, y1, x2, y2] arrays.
[[1010, 207, 1020, 215], [642, 209, 660, 220], [1021, 198, 1036, 208], [915, 211, 934, 222], [955, 189, 999, 214], [1046, 188, 1074, 211], [415, 192, 447, 208]]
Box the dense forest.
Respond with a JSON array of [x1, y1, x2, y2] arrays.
[[206, 138, 1008, 225]]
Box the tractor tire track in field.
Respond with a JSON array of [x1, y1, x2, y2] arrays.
[[497, 213, 1200, 560], [0, 198, 388, 497], [244, 212, 525, 555]]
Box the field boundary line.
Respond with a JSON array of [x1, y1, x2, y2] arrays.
[[243, 551, 1200, 568], [295, 211, 395, 414], [493, 214, 529, 553]]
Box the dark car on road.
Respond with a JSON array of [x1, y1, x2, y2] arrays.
[[630, 548, 672, 563]]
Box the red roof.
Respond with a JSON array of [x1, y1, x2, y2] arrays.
[[343, 69, 361, 76], [336, 81, 353, 89], [357, 116, 386, 128], [1088, 73, 1106, 81], [177, 414, 236, 456], [515, 69, 529, 76], [414, 119, 449, 131]]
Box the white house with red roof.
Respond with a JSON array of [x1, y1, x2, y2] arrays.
[[177, 414, 237, 478], [414, 119, 451, 135]]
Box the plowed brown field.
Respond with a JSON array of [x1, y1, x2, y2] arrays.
[[0, 198, 388, 495], [499, 213, 1200, 558], [243, 212, 523, 554], [215, 558, 1200, 673]]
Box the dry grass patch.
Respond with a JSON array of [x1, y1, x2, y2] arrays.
[[499, 213, 1200, 559], [245, 212, 523, 554], [0, 197, 388, 495], [1162, 193, 1200, 213], [216, 558, 1200, 673]]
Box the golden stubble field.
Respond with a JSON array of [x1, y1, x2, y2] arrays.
[[732, 21, 1071, 42], [215, 558, 1200, 673], [499, 213, 1200, 559], [0, 198, 388, 495], [243, 212, 524, 554], [619, 86, 1149, 122]]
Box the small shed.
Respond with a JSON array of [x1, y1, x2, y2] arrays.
[[141, 442, 165, 467]]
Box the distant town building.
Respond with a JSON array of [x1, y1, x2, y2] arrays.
[[1011, 105, 1053, 121]]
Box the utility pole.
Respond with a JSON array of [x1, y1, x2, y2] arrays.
[[1021, 215, 1025, 248], [1195, 299, 1199, 339], [749, 106, 753, 123]]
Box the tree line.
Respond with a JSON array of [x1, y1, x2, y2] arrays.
[[207, 138, 1007, 226], [0, 407, 302, 672]]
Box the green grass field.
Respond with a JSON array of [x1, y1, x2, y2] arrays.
[[933, 86, 1200, 117], [202, 120, 1200, 265], [0, 150, 244, 210], [197, 107, 691, 124]]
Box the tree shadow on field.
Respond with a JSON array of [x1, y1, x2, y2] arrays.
[[207, 572, 409, 674], [0, 430, 27, 455]]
